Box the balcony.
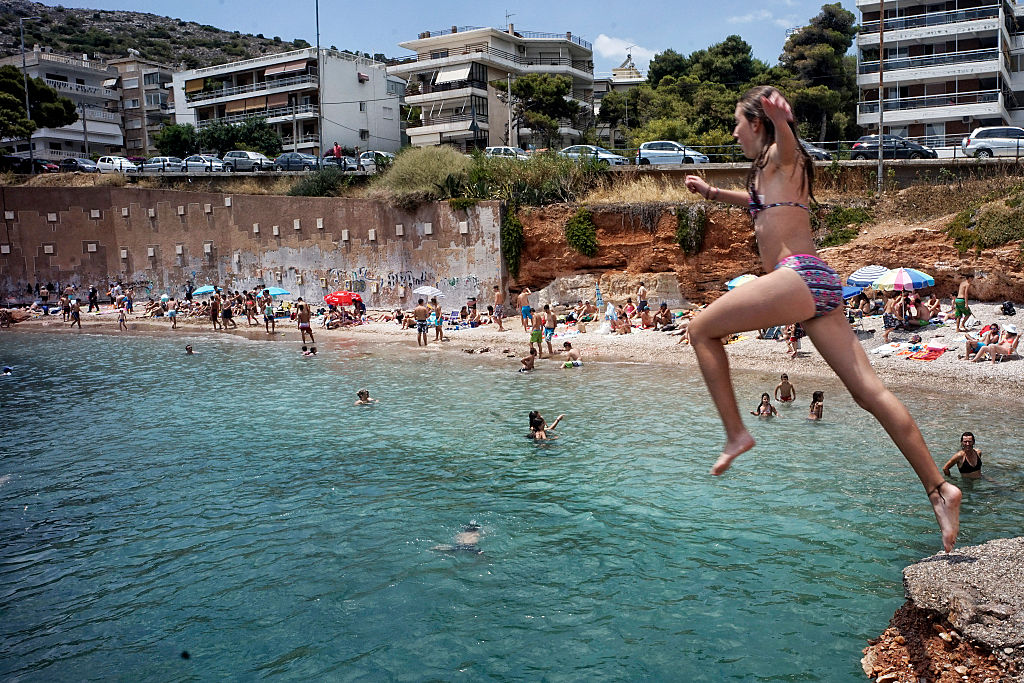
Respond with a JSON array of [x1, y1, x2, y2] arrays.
[[859, 89, 999, 114], [280, 133, 319, 146], [196, 104, 320, 129], [406, 44, 593, 75], [44, 78, 119, 100], [186, 74, 318, 103], [860, 5, 999, 34], [415, 26, 591, 50], [859, 48, 1000, 74], [413, 112, 489, 127]]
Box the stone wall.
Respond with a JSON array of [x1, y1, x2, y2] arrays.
[[0, 187, 504, 309]]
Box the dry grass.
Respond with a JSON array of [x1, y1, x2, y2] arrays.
[[581, 173, 745, 205]]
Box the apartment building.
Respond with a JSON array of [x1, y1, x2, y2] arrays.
[[0, 45, 123, 159], [856, 0, 1024, 147], [171, 47, 405, 156], [594, 54, 646, 147], [108, 55, 174, 158], [388, 24, 594, 151]]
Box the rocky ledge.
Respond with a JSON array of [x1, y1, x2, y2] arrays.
[[862, 537, 1024, 682]]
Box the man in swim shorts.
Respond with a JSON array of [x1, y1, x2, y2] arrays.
[[264, 298, 276, 334], [637, 282, 648, 313], [955, 273, 973, 332], [543, 304, 557, 356], [517, 288, 532, 332], [774, 373, 795, 403], [493, 285, 505, 332], [413, 298, 430, 346], [530, 309, 544, 357], [296, 299, 314, 344], [561, 341, 582, 368]]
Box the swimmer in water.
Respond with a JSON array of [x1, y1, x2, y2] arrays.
[[750, 393, 777, 418], [431, 523, 483, 554], [185, 345, 194, 355], [2, 366, 11, 375], [807, 390, 823, 421], [354, 389, 377, 405], [529, 411, 564, 439]]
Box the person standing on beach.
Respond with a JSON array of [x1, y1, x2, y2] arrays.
[[530, 309, 545, 357], [682, 86, 960, 552], [264, 298, 276, 334], [68, 298, 81, 329], [517, 288, 532, 332], [168, 298, 178, 329], [431, 297, 444, 342], [954, 273, 973, 332], [117, 304, 128, 332], [296, 299, 314, 344], [493, 285, 506, 332], [87, 285, 99, 313], [543, 304, 558, 356], [414, 298, 430, 346], [209, 295, 221, 331], [637, 282, 648, 313]]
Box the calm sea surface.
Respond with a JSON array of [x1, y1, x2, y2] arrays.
[[1, 330, 1021, 681]]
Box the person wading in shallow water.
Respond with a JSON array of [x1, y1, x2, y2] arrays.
[[682, 85, 960, 552]]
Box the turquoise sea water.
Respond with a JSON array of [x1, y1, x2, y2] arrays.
[[1, 330, 1021, 681]]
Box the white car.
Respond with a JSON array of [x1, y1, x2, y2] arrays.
[[358, 150, 396, 173], [961, 126, 1024, 158], [485, 146, 530, 160], [637, 141, 709, 165], [97, 156, 138, 173], [558, 145, 631, 165]]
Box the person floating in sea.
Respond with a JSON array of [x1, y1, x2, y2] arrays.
[[750, 393, 777, 418], [682, 86, 961, 552], [185, 345, 194, 355], [529, 411, 564, 440], [942, 432, 982, 480], [774, 373, 796, 404], [431, 523, 483, 554], [354, 389, 377, 405], [807, 391, 824, 421], [2, 366, 12, 375]]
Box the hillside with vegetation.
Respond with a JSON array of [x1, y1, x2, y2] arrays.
[[0, 0, 392, 69]]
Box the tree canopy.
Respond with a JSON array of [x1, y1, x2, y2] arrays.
[[153, 118, 283, 158], [494, 73, 577, 148], [0, 65, 78, 141]]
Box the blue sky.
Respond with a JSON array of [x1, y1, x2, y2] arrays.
[[51, 0, 858, 75]]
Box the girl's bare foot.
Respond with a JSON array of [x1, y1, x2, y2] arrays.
[[711, 432, 755, 475], [928, 481, 962, 553]]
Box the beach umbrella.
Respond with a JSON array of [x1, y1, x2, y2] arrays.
[[160, 293, 170, 301], [846, 264, 889, 287], [413, 285, 444, 299], [726, 274, 757, 290], [324, 291, 361, 306], [842, 285, 865, 299], [192, 285, 216, 296], [871, 267, 935, 291], [265, 287, 291, 297]]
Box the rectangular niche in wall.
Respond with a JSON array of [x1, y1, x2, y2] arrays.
[[253, 223, 260, 234], [295, 274, 303, 285], [423, 222, 432, 235], [177, 206, 185, 216], [341, 229, 349, 241], [0, 244, 10, 254], [86, 242, 97, 253], [293, 219, 301, 230], [175, 244, 183, 255], [43, 244, 54, 254], [121, 207, 130, 217], [203, 242, 213, 254], [47, 213, 58, 222], [120, 248, 128, 259], [459, 221, 469, 234], [147, 247, 156, 257], [316, 218, 323, 230], [3, 211, 14, 220], [319, 277, 327, 287], [395, 223, 404, 236], [90, 209, 101, 219], [148, 208, 156, 218], [272, 225, 280, 236], [368, 229, 376, 241], [204, 203, 212, 214], [224, 197, 232, 207]]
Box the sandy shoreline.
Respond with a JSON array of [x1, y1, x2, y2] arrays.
[[7, 301, 1023, 403]]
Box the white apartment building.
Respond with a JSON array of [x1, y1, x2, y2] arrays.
[[0, 46, 123, 159], [856, 0, 1024, 146], [388, 24, 594, 150], [109, 55, 174, 158], [171, 47, 405, 156]]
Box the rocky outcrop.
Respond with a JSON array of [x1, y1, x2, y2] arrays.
[[862, 538, 1024, 681]]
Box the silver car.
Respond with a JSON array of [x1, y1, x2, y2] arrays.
[[961, 126, 1024, 158], [558, 145, 631, 165], [140, 156, 183, 173], [181, 155, 225, 172], [222, 150, 273, 172], [637, 141, 709, 165]]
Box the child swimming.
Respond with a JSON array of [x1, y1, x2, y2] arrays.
[[807, 391, 824, 421], [683, 86, 960, 552], [750, 392, 777, 418]]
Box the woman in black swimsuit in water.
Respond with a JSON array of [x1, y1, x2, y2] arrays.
[[942, 432, 982, 480]]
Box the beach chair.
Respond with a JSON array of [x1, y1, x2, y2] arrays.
[[761, 326, 783, 340], [996, 335, 1021, 362]]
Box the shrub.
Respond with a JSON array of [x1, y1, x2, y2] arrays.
[[287, 168, 350, 197], [817, 205, 872, 248], [564, 208, 599, 257], [448, 197, 478, 211], [675, 205, 706, 254], [501, 207, 525, 276], [373, 146, 471, 200]]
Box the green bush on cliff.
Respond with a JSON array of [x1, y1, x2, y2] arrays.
[[287, 167, 350, 197], [373, 146, 471, 199], [564, 208, 599, 257], [946, 183, 1024, 254], [816, 206, 872, 248], [675, 205, 706, 255], [501, 207, 525, 276]]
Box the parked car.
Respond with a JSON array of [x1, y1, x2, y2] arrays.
[[636, 140, 708, 165], [139, 156, 182, 173], [97, 155, 138, 173], [321, 154, 359, 171], [558, 145, 631, 165], [181, 155, 225, 172], [485, 146, 530, 160], [357, 150, 396, 173], [59, 157, 100, 173], [961, 126, 1024, 158], [222, 150, 273, 172], [19, 158, 60, 173], [273, 152, 320, 171], [800, 139, 833, 161], [849, 135, 937, 160]]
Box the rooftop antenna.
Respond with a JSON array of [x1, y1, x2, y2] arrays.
[[505, 10, 515, 28]]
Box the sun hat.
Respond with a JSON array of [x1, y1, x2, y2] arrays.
[[1005, 323, 1018, 334]]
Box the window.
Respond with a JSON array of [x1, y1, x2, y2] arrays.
[[382, 106, 394, 120], [46, 73, 68, 82], [126, 118, 143, 129], [127, 139, 143, 149], [430, 49, 449, 59], [126, 99, 140, 109], [143, 72, 162, 86], [359, 101, 367, 112], [359, 129, 369, 141], [48, 142, 62, 150], [386, 80, 403, 96], [145, 92, 167, 107], [123, 77, 139, 89]]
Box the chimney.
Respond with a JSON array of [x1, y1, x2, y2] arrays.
[[566, 32, 572, 41], [451, 25, 458, 34], [508, 23, 514, 34]]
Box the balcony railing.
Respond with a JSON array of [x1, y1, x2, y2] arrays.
[[281, 133, 320, 146], [413, 44, 593, 74], [44, 78, 119, 99], [196, 104, 320, 129], [413, 112, 489, 128], [860, 5, 998, 34], [414, 79, 490, 96], [859, 89, 999, 113], [186, 74, 318, 103], [519, 30, 592, 50], [859, 47, 999, 74]]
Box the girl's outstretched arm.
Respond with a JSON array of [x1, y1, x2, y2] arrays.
[[684, 175, 747, 206], [761, 92, 797, 167]]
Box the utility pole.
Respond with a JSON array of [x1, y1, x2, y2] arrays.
[[20, 16, 41, 174], [877, 0, 885, 196], [507, 72, 513, 146], [315, 0, 323, 158], [79, 102, 90, 157]]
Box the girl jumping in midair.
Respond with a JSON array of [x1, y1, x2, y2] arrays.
[[683, 86, 960, 552]]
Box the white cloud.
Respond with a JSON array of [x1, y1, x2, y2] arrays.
[[727, 9, 795, 28], [593, 34, 657, 66]]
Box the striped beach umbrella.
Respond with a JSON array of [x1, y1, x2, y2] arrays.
[[871, 267, 935, 291], [726, 274, 758, 290], [846, 264, 889, 287]]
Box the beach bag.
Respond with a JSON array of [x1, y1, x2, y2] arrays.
[[1002, 301, 1016, 316]]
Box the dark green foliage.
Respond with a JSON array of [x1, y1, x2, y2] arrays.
[[564, 208, 599, 257], [675, 205, 706, 254], [287, 167, 350, 197], [448, 198, 479, 211], [945, 184, 1024, 254], [0, 65, 78, 140], [501, 208, 525, 276], [186, 117, 283, 158], [152, 123, 200, 158], [493, 73, 575, 150], [816, 205, 871, 247]]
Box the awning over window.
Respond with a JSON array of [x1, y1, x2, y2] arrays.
[[246, 96, 267, 110], [434, 64, 472, 85], [224, 99, 246, 114], [264, 60, 307, 76], [185, 78, 204, 93], [102, 78, 119, 88], [267, 93, 289, 107]]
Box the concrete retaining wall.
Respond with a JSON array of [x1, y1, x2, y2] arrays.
[[0, 187, 504, 309]]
